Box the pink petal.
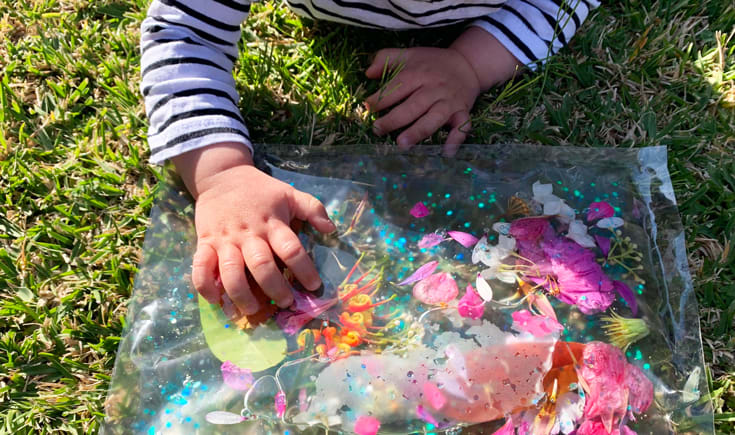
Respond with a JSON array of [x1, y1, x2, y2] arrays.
[[418, 233, 446, 249], [625, 363, 653, 415], [594, 234, 612, 257], [587, 201, 615, 222], [299, 388, 308, 412], [423, 382, 447, 410], [511, 309, 564, 337], [274, 391, 286, 418], [221, 361, 254, 391], [410, 202, 431, 218], [412, 272, 459, 305], [447, 231, 479, 248], [527, 292, 558, 322], [416, 405, 438, 425], [398, 261, 439, 286], [492, 417, 514, 435], [509, 217, 550, 241], [458, 284, 485, 319], [613, 280, 638, 316], [354, 416, 381, 435], [275, 293, 339, 335]]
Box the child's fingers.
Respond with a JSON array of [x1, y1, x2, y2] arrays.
[[218, 244, 260, 315], [365, 75, 420, 115], [365, 48, 408, 79], [396, 102, 452, 149], [372, 89, 435, 136], [242, 237, 294, 308], [192, 243, 221, 304], [291, 190, 335, 234], [443, 111, 471, 157], [269, 224, 322, 291]]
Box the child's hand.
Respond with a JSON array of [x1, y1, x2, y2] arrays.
[[173, 143, 336, 315], [365, 28, 522, 157], [365, 47, 480, 157]]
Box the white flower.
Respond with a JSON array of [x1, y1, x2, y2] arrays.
[[566, 219, 596, 248], [475, 274, 494, 302], [480, 264, 517, 284], [492, 222, 511, 236], [533, 181, 576, 224]]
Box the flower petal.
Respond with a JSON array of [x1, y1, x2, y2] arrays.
[[447, 231, 479, 248], [413, 272, 459, 305], [567, 220, 596, 248], [275, 391, 287, 418], [510, 217, 550, 241], [399, 261, 439, 286], [221, 361, 254, 391], [475, 274, 494, 302], [354, 415, 381, 435], [511, 309, 564, 337], [492, 222, 512, 235], [416, 405, 439, 425], [205, 411, 246, 425], [458, 284, 485, 319], [418, 233, 445, 249], [275, 293, 339, 335], [613, 280, 638, 316], [594, 235, 612, 257], [410, 202, 431, 218], [596, 217, 624, 229], [587, 201, 615, 222], [533, 181, 554, 199]]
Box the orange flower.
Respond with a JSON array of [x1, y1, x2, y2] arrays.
[[341, 330, 362, 347], [347, 294, 373, 312]]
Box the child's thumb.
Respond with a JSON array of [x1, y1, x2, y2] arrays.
[[292, 190, 336, 233]]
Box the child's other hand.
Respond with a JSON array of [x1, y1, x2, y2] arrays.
[[365, 47, 480, 157], [173, 143, 336, 315], [365, 28, 522, 157]]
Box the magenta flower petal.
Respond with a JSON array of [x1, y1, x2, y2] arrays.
[[412, 272, 458, 305], [354, 416, 381, 435], [576, 420, 636, 435], [595, 234, 612, 257], [580, 342, 628, 431], [275, 391, 286, 418], [410, 202, 431, 218], [447, 231, 479, 248], [424, 382, 447, 410], [458, 284, 485, 319], [511, 309, 564, 337], [613, 280, 638, 316], [221, 361, 254, 391], [399, 261, 439, 286], [509, 217, 550, 241], [492, 417, 514, 435], [418, 233, 445, 249], [587, 201, 615, 222], [275, 292, 339, 335]]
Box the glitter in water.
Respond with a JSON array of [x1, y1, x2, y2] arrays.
[[478, 203, 485, 208], [643, 363, 651, 370]]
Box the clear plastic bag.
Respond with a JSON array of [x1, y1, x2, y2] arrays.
[[102, 144, 714, 434]]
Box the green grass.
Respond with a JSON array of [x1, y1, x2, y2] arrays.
[[0, 0, 733, 433]]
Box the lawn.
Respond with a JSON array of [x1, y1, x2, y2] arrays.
[[0, 0, 733, 433]]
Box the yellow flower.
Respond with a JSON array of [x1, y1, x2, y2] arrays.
[[601, 312, 650, 351]]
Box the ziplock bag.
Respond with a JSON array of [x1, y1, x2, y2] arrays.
[[102, 144, 714, 434]]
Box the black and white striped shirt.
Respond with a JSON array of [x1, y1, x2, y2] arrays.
[[141, 0, 599, 163]]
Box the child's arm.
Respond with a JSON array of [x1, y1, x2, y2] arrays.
[[366, 0, 599, 156], [141, 1, 334, 314]]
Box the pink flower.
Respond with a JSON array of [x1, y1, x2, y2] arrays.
[[418, 233, 445, 249], [275, 292, 338, 335], [579, 342, 652, 433], [587, 201, 615, 222], [511, 309, 564, 337], [354, 415, 381, 435], [399, 261, 439, 286], [221, 361, 253, 391], [423, 382, 447, 410], [410, 202, 431, 218], [594, 235, 611, 257], [447, 230, 479, 248], [413, 272, 458, 305], [458, 284, 485, 319], [491, 417, 514, 435], [416, 405, 439, 425], [510, 217, 551, 241]]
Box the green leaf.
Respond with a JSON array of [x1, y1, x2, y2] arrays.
[[198, 295, 287, 372]]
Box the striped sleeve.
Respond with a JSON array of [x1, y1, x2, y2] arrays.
[[140, 0, 253, 164], [470, 0, 600, 70]]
